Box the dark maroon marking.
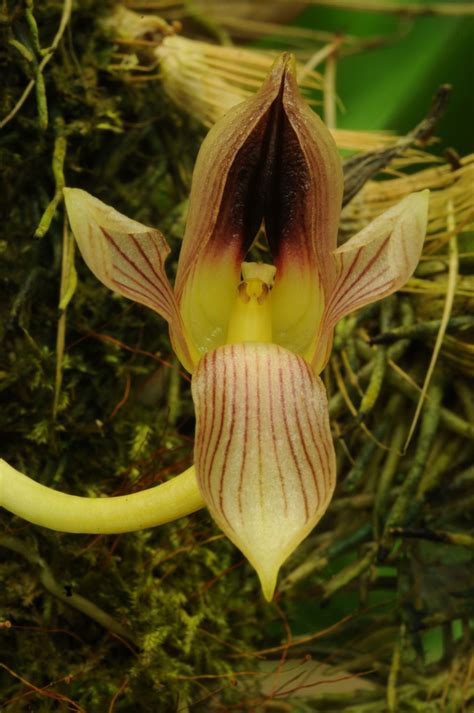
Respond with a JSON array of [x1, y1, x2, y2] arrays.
[[207, 73, 313, 262], [267, 349, 289, 516], [210, 98, 276, 256], [278, 358, 310, 521], [263, 106, 312, 262]]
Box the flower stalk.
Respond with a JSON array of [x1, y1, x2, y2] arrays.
[[0, 460, 203, 534]]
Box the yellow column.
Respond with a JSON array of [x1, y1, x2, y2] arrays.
[[225, 262, 276, 345]]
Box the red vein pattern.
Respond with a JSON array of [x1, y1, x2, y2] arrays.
[[101, 229, 179, 329], [63, 186, 193, 369], [97, 226, 192, 369], [192, 342, 336, 596], [325, 236, 393, 326], [311, 192, 428, 373]]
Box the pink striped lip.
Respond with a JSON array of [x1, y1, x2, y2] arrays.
[[192, 342, 336, 600]]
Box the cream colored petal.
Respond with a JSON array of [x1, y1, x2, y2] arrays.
[[192, 342, 336, 600], [312, 190, 429, 372], [64, 188, 195, 371]]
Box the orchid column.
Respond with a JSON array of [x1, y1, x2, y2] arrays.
[[0, 54, 428, 600]]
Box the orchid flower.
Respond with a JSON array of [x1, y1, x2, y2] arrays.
[[0, 54, 428, 601]]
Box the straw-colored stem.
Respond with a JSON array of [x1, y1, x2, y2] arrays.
[[0, 460, 204, 534], [323, 49, 338, 130]]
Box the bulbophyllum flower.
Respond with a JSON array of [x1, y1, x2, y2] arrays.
[[28, 55, 429, 600]]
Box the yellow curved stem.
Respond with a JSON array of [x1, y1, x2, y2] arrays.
[[0, 460, 205, 534]]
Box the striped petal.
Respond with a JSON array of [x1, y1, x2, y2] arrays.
[[192, 342, 336, 600], [64, 188, 195, 371], [312, 190, 429, 372]]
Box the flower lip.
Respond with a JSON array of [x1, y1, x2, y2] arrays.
[[192, 341, 336, 601]]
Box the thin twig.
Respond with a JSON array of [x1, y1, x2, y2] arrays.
[[342, 84, 452, 206], [0, 664, 86, 713], [53, 215, 76, 418], [0, 535, 136, 645], [0, 0, 73, 130]]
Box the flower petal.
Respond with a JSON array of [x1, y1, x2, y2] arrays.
[[270, 57, 343, 361], [192, 342, 336, 600], [175, 55, 292, 358], [175, 53, 343, 361], [312, 190, 429, 372], [64, 188, 195, 371]]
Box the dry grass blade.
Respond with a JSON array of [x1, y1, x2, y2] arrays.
[[106, 10, 325, 126], [342, 155, 474, 248], [108, 8, 412, 156], [323, 43, 339, 129], [154, 35, 324, 125], [403, 201, 459, 452]]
